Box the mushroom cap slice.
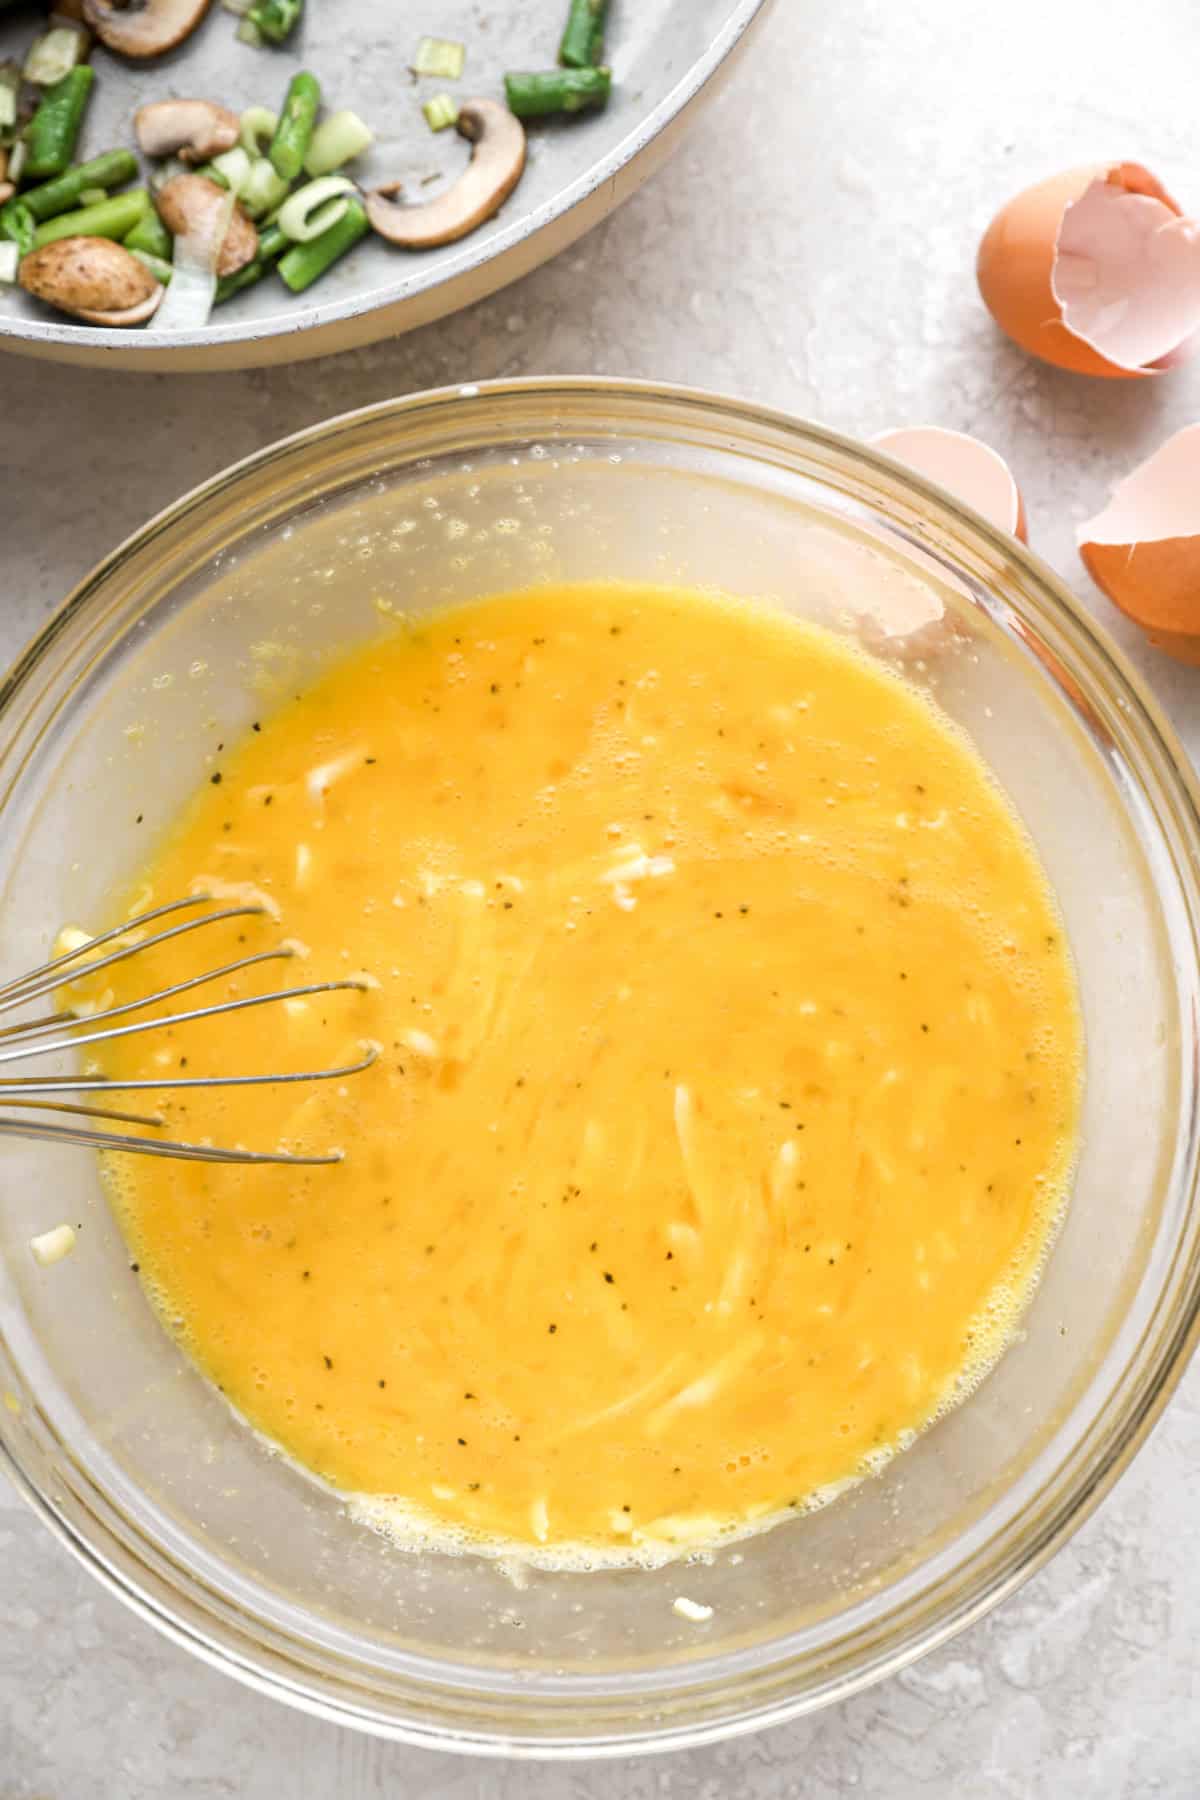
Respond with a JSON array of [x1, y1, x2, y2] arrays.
[[366, 98, 526, 251], [135, 98, 239, 163], [82, 0, 212, 59], [76, 288, 166, 327], [156, 173, 258, 276], [20, 236, 160, 320]]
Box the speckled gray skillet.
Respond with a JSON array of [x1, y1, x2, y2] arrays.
[[0, 0, 772, 371]]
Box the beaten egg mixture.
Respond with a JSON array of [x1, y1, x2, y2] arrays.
[[98, 583, 1081, 1562]]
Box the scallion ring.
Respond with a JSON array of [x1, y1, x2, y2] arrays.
[[277, 174, 355, 243], [239, 106, 279, 158]]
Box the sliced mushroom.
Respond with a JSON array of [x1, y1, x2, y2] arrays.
[[366, 98, 526, 251], [82, 0, 211, 60], [20, 236, 161, 323], [135, 98, 239, 163], [0, 181, 13, 207], [156, 173, 257, 276], [76, 288, 165, 326]]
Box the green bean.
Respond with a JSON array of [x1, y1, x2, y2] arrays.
[[559, 0, 607, 69], [214, 221, 287, 303], [123, 206, 173, 261], [277, 194, 366, 292], [23, 67, 94, 180], [246, 0, 303, 44], [33, 188, 150, 249], [0, 198, 34, 257], [503, 67, 611, 118], [21, 149, 138, 221], [268, 70, 320, 181]]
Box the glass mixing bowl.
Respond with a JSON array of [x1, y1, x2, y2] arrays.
[[1, 379, 1199, 1757]]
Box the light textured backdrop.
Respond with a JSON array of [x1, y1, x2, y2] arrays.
[[4, 1, 1200, 1793]]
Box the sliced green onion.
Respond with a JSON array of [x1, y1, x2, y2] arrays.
[[0, 63, 18, 136], [413, 36, 464, 79], [239, 153, 289, 218], [210, 145, 252, 194], [277, 173, 353, 242], [421, 92, 458, 133], [239, 105, 278, 156], [7, 138, 27, 184], [77, 186, 106, 207], [0, 239, 18, 283], [23, 25, 89, 87], [220, 0, 253, 12], [130, 248, 174, 285], [236, 16, 263, 45], [303, 108, 373, 175]]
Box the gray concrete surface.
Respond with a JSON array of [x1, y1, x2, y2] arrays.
[[4, 1, 1200, 1793]]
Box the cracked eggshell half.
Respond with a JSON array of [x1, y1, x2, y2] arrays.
[[872, 427, 1027, 541], [977, 163, 1200, 377], [1078, 425, 1200, 661]]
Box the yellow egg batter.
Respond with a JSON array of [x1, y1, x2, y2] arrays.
[[98, 583, 1081, 1562]]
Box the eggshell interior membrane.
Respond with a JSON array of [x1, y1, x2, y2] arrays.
[[977, 162, 1200, 377], [1078, 424, 1200, 657], [873, 427, 1027, 540], [1055, 170, 1200, 372]]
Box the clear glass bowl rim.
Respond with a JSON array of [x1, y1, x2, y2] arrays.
[[3, 375, 1200, 1759]]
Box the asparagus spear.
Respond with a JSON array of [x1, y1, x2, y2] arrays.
[[268, 70, 320, 181], [123, 206, 173, 261], [0, 197, 34, 256], [559, 0, 608, 69], [503, 67, 611, 119], [21, 149, 138, 221], [23, 66, 95, 180], [33, 187, 150, 249], [277, 194, 367, 292], [214, 221, 287, 303], [245, 0, 304, 45]]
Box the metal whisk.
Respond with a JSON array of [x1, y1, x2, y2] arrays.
[[0, 895, 377, 1164]]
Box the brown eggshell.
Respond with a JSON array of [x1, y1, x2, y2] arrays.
[[20, 236, 158, 319], [1078, 424, 1200, 659], [977, 162, 1189, 379], [872, 426, 1028, 542]]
